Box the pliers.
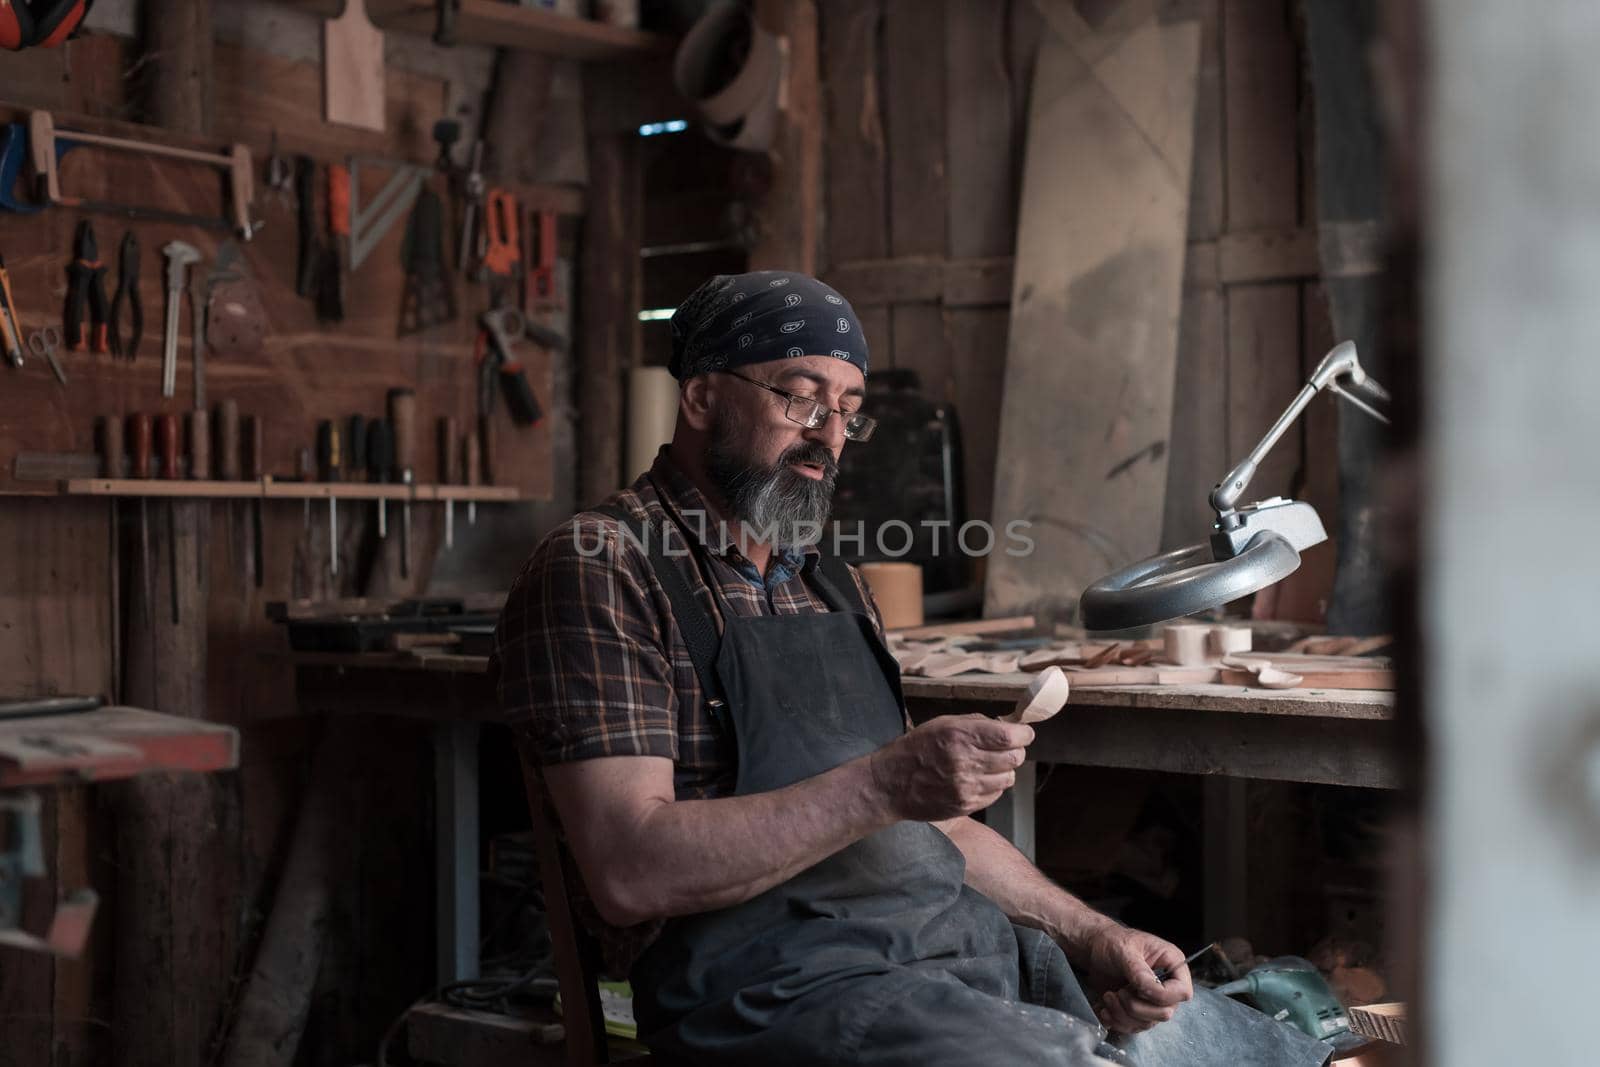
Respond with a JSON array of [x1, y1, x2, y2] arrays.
[[108, 231, 143, 360], [64, 220, 108, 354]]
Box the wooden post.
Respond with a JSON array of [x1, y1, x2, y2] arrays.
[[139, 0, 214, 137], [576, 72, 641, 505], [749, 0, 822, 275], [118, 8, 230, 1066]]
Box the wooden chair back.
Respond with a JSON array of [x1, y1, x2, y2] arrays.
[[521, 759, 655, 1065]]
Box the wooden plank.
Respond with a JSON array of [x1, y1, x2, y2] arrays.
[[891, 304, 950, 400], [945, 0, 1020, 259], [890, 614, 1036, 639], [1226, 284, 1303, 502], [1218, 227, 1322, 282], [280, 0, 674, 59], [1188, 0, 1225, 240], [749, 0, 822, 275], [943, 307, 1010, 524], [824, 255, 1014, 308], [985, 16, 1202, 621], [883, 0, 948, 260], [1222, 0, 1300, 229], [0, 707, 240, 788], [819, 0, 890, 266], [900, 673, 1395, 719], [1161, 243, 1227, 549]]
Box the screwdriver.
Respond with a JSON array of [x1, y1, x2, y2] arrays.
[[216, 400, 241, 590], [0, 254, 24, 367], [437, 416, 458, 550], [316, 419, 341, 578], [388, 389, 416, 579], [129, 414, 154, 630], [462, 430, 479, 526], [157, 413, 180, 624], [246, 415, 264, 588], [366, 417, 392, 539]]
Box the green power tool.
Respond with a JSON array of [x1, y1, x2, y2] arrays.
[[1215, 956, 1364, 1052]]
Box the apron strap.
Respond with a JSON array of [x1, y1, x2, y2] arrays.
[[807, 552, 869, 618], [590, 503, 728, 712]]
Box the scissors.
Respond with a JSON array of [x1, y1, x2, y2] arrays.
[[28, 324, 66, 386]]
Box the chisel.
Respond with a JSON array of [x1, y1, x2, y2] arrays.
[[246, 416, 264, 588], [388, 388, 416, 579], [129, 414, 153, 631], [437, 416, 458, 550], [316, 419, 341, 579], [157, 413, 180, 624]]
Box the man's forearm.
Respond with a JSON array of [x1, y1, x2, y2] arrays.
[[605, 756, 897, 924], [937, 815, 1116, 962]]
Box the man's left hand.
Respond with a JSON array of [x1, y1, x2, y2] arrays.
[[1080, 923, 1194, 1035]]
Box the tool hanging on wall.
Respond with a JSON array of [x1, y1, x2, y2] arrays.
[[0, 255, 25, 367], [437, 417, 458, 551], [264, 132, 293, 211], [128, 413, 153, 632], [64, 220, 108, 354], [27, 112, 257, 239], [399, 187, 455, 335], [157, 413, 180, 624], [365, 416, 392, 542], [206, 241, 266, 356], [0, 0, 95, 52], [526, 208, 561, 309], [481, 187, 521, 297], [388, 388, 416, 580], [316, 420, 341, 580], [108, 231, 142, 360], [323, 0, 386, 133], [349, 156, 429, 271], [27, 325, 66, 386], [456, 139, 485, 277], [319, 164, 348, 322], [246, 415, 265, 589], [479, 306, 558, 427], [160, 241, 200, 398]]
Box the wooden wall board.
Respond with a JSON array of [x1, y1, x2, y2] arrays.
[[749, 0, 822, 275], [882, 0, 947, 262], [945, 0, 1020, 260], [1222, 0, 1301, 230], [1225, 283, 1303, 502], [943, 307, 1010, 530], [1161, 249, 1228, 550], [819, 0, 889, 266], [1187, 0, 1225, 242], [984, 16, 1201, 621]]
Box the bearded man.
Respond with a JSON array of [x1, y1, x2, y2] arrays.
[[494, 272, 1328, 1066]]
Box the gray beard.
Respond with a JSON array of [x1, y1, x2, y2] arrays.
[[706, 417, 838, 550]]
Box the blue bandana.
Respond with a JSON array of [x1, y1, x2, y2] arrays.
[[668, 271, 870, 381]]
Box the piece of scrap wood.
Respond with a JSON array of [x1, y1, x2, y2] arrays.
[[1348, 1003, 1407, 1046], [1221, 655, 1304, 689], [1005, 667, 1070, 723], [914, 652, 986, 679], [889, 615, 1036, 640]]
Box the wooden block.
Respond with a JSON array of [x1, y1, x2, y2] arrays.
[[1220, 653, 1394, 690], [1347, 1002, 1407, 1046], [1005, 666, 1069, 724], [1163, 623, 1211, 665], [325, 0, 387, 133]]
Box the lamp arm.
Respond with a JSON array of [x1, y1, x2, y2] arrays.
[[1208, 341, 1390, 520]]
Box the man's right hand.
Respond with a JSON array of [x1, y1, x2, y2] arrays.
[[867, 714, 1035, 822]]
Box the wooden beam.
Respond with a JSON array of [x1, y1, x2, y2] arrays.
[[824, 255, 1014, 308], [140, 0, 214, 136], [749, 0, 823, 274]]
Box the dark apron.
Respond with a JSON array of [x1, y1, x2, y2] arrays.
[[606, 504, 1329, 1067]]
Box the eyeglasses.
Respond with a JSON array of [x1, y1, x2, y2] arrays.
[[719, 370, 878, 442]]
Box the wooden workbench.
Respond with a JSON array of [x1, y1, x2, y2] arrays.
[[291, 650, 1398, 980]]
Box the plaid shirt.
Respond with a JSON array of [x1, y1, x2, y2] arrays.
[[493, 450, 886, 973]]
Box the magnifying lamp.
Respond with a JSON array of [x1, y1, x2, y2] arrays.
[[1078, 341, 1390, 631]]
